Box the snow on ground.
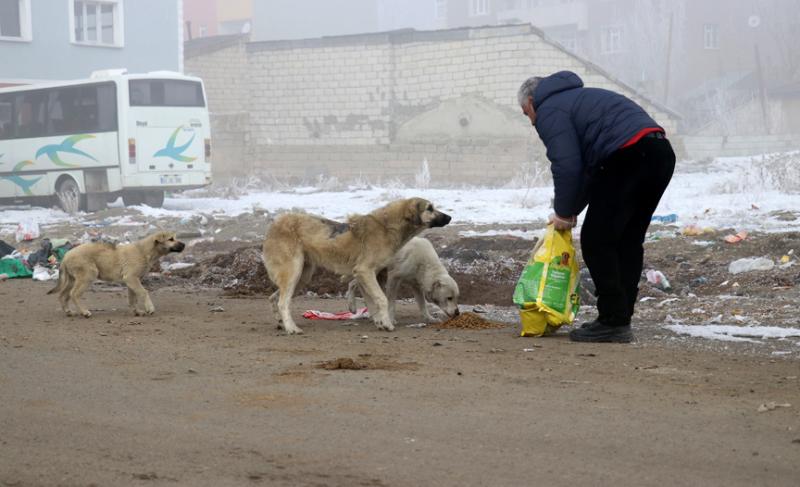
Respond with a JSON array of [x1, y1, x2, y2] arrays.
[[2, 152, 800, 233], [664, 323, 800, 345]]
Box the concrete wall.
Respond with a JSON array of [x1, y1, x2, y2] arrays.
[[683, 135, 800, 159], [187, 24, 680, 184], [0, 0, 180, 81]]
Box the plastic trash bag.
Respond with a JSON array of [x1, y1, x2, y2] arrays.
[[15, 221, 40, 242], [513, 224, 580, 337]]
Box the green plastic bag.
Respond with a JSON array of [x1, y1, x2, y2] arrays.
[[0, 258, 33, 278], [513, 224, 580, 336]]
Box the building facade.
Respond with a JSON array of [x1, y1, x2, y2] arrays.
[[0, 0, 182, 84]]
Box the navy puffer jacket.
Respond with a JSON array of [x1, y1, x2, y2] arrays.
[[533, 71, 662, 216]]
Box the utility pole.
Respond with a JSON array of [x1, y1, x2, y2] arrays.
[[663, 11, 674, 105], [754, 43, 770, 135]]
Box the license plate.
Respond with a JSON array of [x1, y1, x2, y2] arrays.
[[160, 175, 182, 185]]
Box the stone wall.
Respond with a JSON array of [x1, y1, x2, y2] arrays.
[[185, 24, 680, 184]]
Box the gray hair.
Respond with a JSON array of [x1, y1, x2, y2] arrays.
[[517, 76, 542, 107]]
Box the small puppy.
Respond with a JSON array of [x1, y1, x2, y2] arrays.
[[346, 237, 460, 324], [48, 231, 185, 317]]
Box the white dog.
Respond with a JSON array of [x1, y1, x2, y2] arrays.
[[346, 237, 460, 323]]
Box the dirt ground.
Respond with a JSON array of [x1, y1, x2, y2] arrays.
[[2, 212, 800, 486], [1, 278, 799, 486]]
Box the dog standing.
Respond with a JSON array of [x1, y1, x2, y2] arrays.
[[346, 237, 460, 324], [262, 198, 451, 335], [48, 231, 185, 317]]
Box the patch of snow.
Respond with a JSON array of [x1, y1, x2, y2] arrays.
[[665, 323, 800, 343]]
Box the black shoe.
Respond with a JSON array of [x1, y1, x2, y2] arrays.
[[569, 320, 633, 343]]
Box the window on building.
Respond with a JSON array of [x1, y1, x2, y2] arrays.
[[600, 25, 623, 54], [559, 35, 577, 52], [469, 0, 490, 16], [435, 0, 447, 19], [70, 0, 124, 47], [0, 0, 31, 41], [703, 23, 719, 49], [198, 24, 208, 37]]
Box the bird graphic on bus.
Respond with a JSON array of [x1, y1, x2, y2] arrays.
[[154, 126, 197, 162], [1, 160, 42, 195], [36, 135, 98, 168]]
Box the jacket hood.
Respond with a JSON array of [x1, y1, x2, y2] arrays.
[[533, 71, 584, 109]]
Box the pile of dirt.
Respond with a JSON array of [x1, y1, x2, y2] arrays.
[[175, 245, 346, 296], [317, 355, 417, 371], [435, 312, 508, 330], [318, 358, 368, 370]]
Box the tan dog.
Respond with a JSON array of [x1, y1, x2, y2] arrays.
[[346, 237, 460, 324], [48, 231, 185, 317], [262, 198, 451, 334]]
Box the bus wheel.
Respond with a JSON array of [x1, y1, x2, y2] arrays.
[[56, 178, 83, 214], [143, 190, 165, 208], [122, 190, 145, 206]]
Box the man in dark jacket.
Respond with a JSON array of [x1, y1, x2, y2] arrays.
[[518, 71, 675, 343]]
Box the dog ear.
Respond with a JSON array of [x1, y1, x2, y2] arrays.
[[405, 199, 423, 225]]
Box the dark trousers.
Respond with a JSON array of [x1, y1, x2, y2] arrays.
[[580, 137, 675, 326]]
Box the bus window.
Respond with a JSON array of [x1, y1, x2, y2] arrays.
[[14, 91, 46, 139], [129, 79, 205, 107], [0, 95, 12, 139], [45, 83, 117, 136]]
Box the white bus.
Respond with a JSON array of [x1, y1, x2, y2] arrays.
[[0, 70, 211, 212]]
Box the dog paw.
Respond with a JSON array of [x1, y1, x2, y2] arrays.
[[374, 319, 395, 332], [285, 326, 304, 335], [81, 311, 92, 318], [133, 309, 144, 316]]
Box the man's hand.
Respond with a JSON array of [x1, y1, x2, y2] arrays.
[[548, 213, 577, 230]]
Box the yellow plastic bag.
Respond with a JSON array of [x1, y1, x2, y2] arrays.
[[513, 224, 580, 337]]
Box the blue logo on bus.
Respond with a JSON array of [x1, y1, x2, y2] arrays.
[[154, 126, 197, 162], [36, 135, 98, 168]]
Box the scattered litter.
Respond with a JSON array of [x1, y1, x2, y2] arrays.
[[303, 307, 369, 320], [656, 298, 679, 308], [32, 265, 58, 281], [209, 306, 225, 312], [15, 221, 40, 242], [0, 239, 15, 258], [729, 257, 774, 274], [723, 231, 748, 244], [522, 348, 537, 352], [406, 323, 428, 328], [781, 255, 791, 263], [489, 348, 505, 353], [681, 225, 716, 236], [166, 262, 195, 271], [771, 351, 792, 356], [639, 296, 656, 302], [472, 305, 487, 313], [691, 276, 708, 286], [646, 269, 672, 291], [651, 214, 677, 224], [757, 402, 791, 413]]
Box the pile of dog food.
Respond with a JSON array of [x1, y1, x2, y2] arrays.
[[436, 312, 507, 330]]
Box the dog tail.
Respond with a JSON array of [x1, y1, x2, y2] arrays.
[[47, 265, 66, 295]]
